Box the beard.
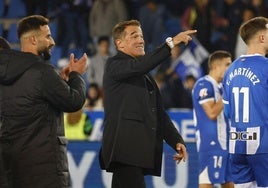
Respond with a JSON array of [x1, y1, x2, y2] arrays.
[[38, 45, 52, 60], [42, 50, 51, 60]]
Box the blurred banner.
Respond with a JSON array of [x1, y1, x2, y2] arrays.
[[171, 38, 209, 81], [67, 109, 199, 188]]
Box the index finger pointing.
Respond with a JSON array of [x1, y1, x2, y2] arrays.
[[184, 30, 197, 35], [69, 53, 74, 63]]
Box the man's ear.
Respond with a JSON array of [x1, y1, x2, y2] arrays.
[[259, 34, 265, 43], [29, 35, 37, 45], [116, 39, 123, 49]]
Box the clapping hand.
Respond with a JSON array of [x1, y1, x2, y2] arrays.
[[61, 53, 88, 81]]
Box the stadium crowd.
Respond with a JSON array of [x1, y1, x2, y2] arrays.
[[1, 0, 268, 112]]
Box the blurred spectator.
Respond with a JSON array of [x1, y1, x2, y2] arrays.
[[154, 45, 183, 109], [125, 0, 142, 19], [138, 0, 168, 52], [213, 0, 245, 57], [0, 37, 11, 50], [22, 0, 49, 16], [157, 44, 181, 75], [180, 74, 196, 109], [154, 70, 177, 109], [64, 109, 93, 140], [235, 5, 256, 58], [2, 0, 9, 16], [250, 0, 268, 17], [154, 69, 195, 109], [154, 44, 196, 109], [181, 0, 214, 53], [86, 36, 110, 88], [163, 0, 193, 17], [56, 0, 92, 66], [84, 83, 103, 111], [89, 0, 128, 55], [184, 74, 196, 92]]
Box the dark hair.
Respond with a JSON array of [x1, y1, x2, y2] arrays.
[[112, 20, 141, 41], [239, 16, 268, 44], [185, 74, 196, 81], [243, 5, 257, 17], [97, 36, 110, 45], [17, 15, 49, 39], [89, 82, 99, 90], [0, 37, 11, 50], [208, 50, 232, 70], [87, 82, 101, 103]]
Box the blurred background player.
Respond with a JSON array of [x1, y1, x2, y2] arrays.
[[192, 50, 233, 188]]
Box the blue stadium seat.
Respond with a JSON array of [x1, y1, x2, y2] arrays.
[[6, 0, 26, 18], [7, 23, 19, 43]]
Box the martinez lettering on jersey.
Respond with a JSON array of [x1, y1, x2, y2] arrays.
[[226, 68, 260, 86]]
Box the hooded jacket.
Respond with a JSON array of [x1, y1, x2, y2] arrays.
[[0, 50, 86, 188]]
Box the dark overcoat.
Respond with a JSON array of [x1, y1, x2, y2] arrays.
[[100, 44, 185, 176], [0, 50, 86, 188]]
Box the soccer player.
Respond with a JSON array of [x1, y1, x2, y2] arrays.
[[222, 16, 268, 187], [192, 50, 233, 188]]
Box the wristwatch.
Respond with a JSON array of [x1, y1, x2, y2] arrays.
[[166, 37, 174, 49]]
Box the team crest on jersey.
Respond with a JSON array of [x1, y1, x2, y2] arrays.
[[199, 88, 208, 98]]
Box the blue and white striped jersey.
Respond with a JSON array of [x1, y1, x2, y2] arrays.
[[192, 75, 228, 153], [222, 54, 268, 154]]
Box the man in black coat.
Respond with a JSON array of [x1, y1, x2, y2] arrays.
[[0, 36, 11, 188], [0, 37, 11, 50], [0, 15, 87, 188], [99, 19, 197, 188]]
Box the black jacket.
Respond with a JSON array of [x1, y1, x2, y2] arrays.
[[0, 50, 86, 188], [100, 44, 185, 176]]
